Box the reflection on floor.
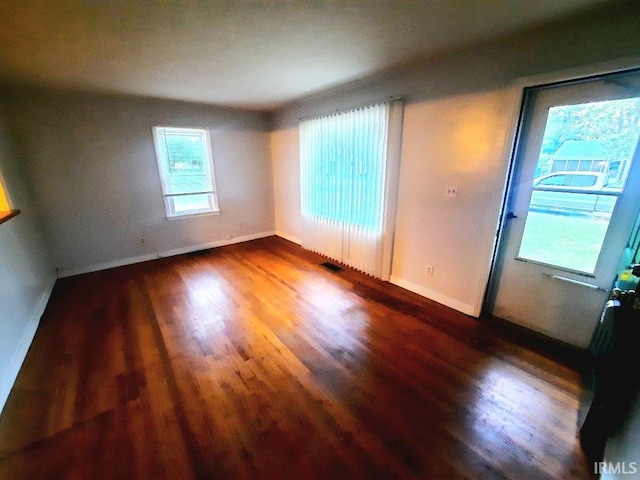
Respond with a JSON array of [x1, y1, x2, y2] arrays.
[[0, 236, 594, 479]]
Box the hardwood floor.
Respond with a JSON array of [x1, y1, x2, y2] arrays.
[[0, 236, 595, 479]]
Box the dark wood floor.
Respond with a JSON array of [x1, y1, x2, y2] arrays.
[[0, 236, 595, 479]]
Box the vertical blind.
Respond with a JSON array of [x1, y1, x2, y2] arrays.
[[300, 100, 403, 279]]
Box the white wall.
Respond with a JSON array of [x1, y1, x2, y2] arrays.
[[271, 127, 301, 244], [271, 5, 640, 319], [0, 107, 55, 414], [390, 91, 514, 315], [4, 89, 275, 275]]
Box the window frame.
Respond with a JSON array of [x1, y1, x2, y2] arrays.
[[151, 125, 220, 219]]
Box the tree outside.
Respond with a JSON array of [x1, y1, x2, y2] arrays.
[[165, 134, 205, 174], [537, 97, 640, 185]]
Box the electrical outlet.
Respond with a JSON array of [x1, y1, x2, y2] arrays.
[[139, 238, 145, 246], [445, 185, 458, 197], [425, 265, 433, 277]]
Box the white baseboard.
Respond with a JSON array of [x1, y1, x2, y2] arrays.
[[0, 273, 57, 415], [390, 275, 477, 317], [59, 231, 276, 278], [275, 231, 301, 245]]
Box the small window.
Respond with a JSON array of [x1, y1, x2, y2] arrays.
[[577, 160, 591, 171], [566, 160, 579, 171], [539, 174, 566, 186], [152, 126, 219, 218], [567, 174, 598, 187]]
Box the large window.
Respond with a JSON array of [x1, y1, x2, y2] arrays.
[[299, 100, 403, 279], [152, 126, 219, 218]]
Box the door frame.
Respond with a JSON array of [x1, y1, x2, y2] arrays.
[[481, 56, 640, 318]]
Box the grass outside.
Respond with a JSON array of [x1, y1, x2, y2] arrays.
[[518, 210, 610, 273]]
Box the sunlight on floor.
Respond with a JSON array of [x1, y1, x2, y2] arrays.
[[295, 276, 372, 356], [180, 269, 235, 333]]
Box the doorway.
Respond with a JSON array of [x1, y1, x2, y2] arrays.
[[487, 70, 640, 348]]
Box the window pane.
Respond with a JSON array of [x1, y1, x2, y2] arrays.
[[306, 110, 386, 229], [164, 133, 206, 174], [568, 174, 598, 187], [566, 160, 579, 171], [171, 194, 214, 215], [539, 174, 566, 186], [518, 97, 640, 273], [166, 174, 211, 195], [518, 207, 615, 272], [162, 132, 211, 195]]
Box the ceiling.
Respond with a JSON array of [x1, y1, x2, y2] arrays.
[[0, 0, 618, 111]]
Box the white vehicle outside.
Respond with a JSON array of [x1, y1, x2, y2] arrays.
[[532, 171, 610, 192]]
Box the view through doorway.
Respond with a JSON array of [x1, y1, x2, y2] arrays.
[[488, 70, 640, 348]]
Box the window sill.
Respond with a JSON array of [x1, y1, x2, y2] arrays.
[[166, 210, 221, 221], [0, 209, 20, 225]]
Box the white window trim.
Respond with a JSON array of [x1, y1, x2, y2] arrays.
[[152, 126, 220, 219]]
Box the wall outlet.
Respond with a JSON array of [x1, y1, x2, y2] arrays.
[[445, 185, 458, 197], [139, 238, 145, 246], [425, 264, 433, 277]]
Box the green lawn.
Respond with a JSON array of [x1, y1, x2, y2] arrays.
[[518, 210, 610, 273]]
